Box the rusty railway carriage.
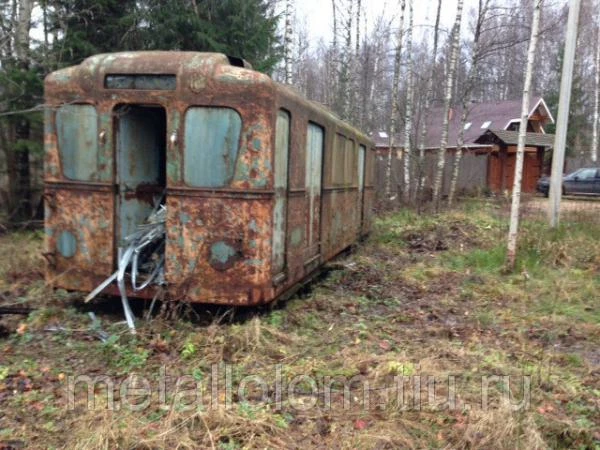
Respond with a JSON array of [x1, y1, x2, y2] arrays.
[[44, 51, 375, 306]]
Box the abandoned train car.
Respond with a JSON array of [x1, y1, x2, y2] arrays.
[[43, 51, 375, 306]]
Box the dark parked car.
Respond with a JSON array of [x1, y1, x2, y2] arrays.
[[537, 168, 600, 197]]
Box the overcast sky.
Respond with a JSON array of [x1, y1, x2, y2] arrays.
[[292, 0, 479, 46]]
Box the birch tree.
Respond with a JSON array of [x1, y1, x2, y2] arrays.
[[402, 0, 414, 203], [283, 0, 294, 84], [448, 0, 490, 206], [6, 0, 34, 221], [432, 0, 464, 210], [592, 19, 600, 162], [334, 0, 354, 119], [506, 0, 543, 269], [384, 0, 406, 200], [416, 0, 442, 204], [351, 0, 361, 125]]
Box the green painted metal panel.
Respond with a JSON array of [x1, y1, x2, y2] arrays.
[[184, 107, 242, 188], [57, 230, 77, 258]]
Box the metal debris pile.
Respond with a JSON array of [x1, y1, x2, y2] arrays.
[[85, 202, 166, 333]]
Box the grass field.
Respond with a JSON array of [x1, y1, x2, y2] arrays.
[[0, 199, 599, 449]]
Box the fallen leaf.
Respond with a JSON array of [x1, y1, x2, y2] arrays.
[[354, 419, 368, 430], [378, 340, 391, 351]]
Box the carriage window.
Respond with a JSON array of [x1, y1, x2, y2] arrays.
[[105, 74, 176, 90], [184, 107, 242, 187], [56, 105, 99, 181]]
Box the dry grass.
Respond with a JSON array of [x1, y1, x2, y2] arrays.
[[1, 199, 599, 449]]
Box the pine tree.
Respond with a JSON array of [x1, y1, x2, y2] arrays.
[[49, 0, 138, 67]]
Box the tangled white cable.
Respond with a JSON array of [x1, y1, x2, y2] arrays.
[[85, 203, 167, 333]]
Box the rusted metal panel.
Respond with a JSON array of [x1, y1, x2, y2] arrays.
[[44, 185, 115, 291], [305, 123, 323, 262], [272, 111, 290, 276], [165, 193, 273, 305]]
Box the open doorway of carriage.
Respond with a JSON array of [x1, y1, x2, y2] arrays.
[[113, 105, 167, 247]]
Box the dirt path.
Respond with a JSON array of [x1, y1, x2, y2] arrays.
[[524, 195, 600, 216]]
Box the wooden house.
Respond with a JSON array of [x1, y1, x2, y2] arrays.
[[373, 97, 555, 197]]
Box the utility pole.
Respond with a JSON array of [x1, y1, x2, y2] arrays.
[[549, 0, 581, 227]]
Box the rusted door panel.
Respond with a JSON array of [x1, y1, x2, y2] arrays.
[[305, 123, 323, 263], [272, 111, 290, 276], [165, 194, 273, 304], [283, 193, 307, 282], [321, 190, 357, 261], [362, 188, 375, 233], [361, 149, 375, 234], [115, 105, 166, 243], [45, 187, 115, 291], [358, 145, 366, 227]]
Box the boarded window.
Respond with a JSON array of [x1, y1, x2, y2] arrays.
[[345, 139, 355, 185], [333, 133, 346, 186], [56, 105, 99, 181], [358, 145, 366, 192], [184, 107, 242, 187]]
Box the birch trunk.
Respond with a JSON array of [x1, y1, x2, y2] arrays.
[[341, 0, 353, 120], [355, 0, 361, 56], [7, 0, 33, 222], [15, 0, 32, 61], [432, 0, 464, 210], [330, 0, 338, 108], [592, 23, 600, 162], [402, 0, 414, 203], [351, 0, 361, 125], [284, 0, 294, 84], [448, 0, 488, 206], [415, 0, 442, 205], [384, 0, 406, 200], [506, 0, 543, 269], [367, 47, 381, 131]]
